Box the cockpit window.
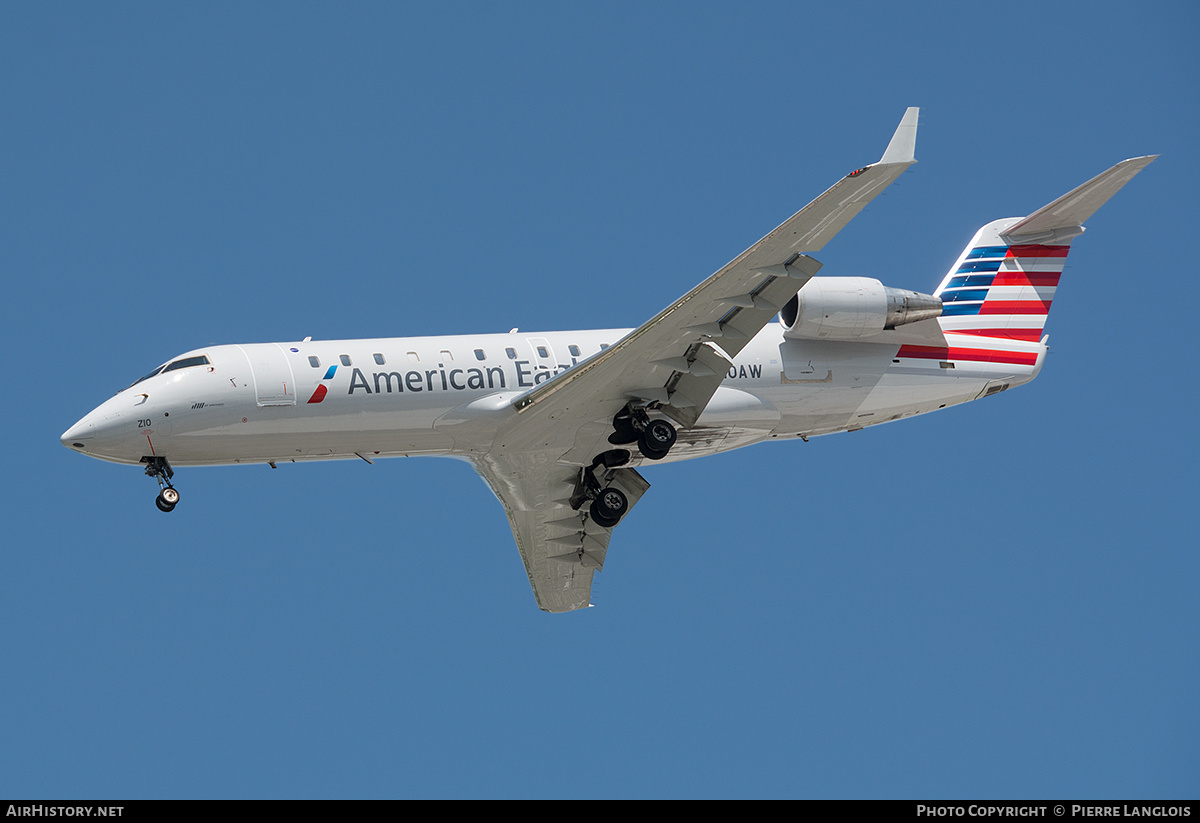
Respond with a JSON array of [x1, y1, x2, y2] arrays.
[[127, 364, 167, 389], [163, 355, 211, 373], [123, 354, 210, 391]]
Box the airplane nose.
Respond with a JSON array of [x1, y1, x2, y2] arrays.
[[61, 418, 94, 450], [62, 396, 148, 463]]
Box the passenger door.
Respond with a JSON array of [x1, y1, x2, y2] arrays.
[[239, 343, 297, 406]]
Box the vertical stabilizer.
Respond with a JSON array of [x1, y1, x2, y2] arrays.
[[933, 220, 1069, 342]]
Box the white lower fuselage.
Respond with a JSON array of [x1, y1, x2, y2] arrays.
[[61, 322, 1045, 469]]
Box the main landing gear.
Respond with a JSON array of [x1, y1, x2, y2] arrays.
[[571, 450, 632, 529], [608, 406, 678, 461], [577, 405, 680, 528], [142, 456, 180, 513]]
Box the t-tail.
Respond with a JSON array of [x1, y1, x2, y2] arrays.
[[933, 156, 1157, 342]]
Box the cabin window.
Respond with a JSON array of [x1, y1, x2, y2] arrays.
[[308, 356, 321, 368], [407, 352, 419, 363], [536, 346, 549, 358], [441, 350, 454, 361], [373, 353, 385, 365], [474, 349, 486, 361], [506, 347, 517, 360], [569, 345, 581, 357], [600, 343, 610, 350]]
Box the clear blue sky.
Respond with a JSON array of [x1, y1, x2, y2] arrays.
[[3, 1, 1196, 799]]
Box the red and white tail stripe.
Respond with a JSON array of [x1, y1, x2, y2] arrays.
[[933, 219, 1071, 342]]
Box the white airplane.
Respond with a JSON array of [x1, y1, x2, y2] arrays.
[[61, 108, 1155, 612]]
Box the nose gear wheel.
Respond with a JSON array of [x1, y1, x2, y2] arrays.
[[141, 456, 180, 513]]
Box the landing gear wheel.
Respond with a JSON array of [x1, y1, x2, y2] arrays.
[[589, 487, 628, 528], [638, 419, 677, 461], [142, 456, 179, 513]]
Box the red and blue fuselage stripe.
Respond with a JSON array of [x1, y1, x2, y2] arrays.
[[896, 344, 1039, 366]]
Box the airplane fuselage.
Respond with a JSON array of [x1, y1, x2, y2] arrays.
[[61, 321, 1044, 470]]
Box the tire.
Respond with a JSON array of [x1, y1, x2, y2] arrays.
[[155, 496, 176, 513], [643, 419, 677, 450], [638, 419, 676, 460], [638, 441, 668, 460], [590, 487, 628, 527], [590, 506, 619, 529]]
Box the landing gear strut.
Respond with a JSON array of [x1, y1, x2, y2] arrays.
[[142, 456, 180, 513], [609, 405, 677, 461]]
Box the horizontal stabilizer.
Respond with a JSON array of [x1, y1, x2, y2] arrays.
[[1001, 156, 1157, 241]]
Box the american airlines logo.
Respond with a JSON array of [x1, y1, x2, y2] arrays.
[[306, 357, 764, 404], [319, 358, 579, 401], [306, 365, 338, 404]]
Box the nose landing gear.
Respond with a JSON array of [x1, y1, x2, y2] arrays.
[[142, 456, 180, 513]]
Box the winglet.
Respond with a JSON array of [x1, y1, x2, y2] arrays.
[[878, 107, 919, 165]]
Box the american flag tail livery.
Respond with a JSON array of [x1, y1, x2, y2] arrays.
[[933, 156, 1157, 343]]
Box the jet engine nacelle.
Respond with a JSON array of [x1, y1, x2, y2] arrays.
[[780, 277, 942, 341]]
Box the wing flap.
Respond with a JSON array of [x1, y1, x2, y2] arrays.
[[661, 343, 732, 427]]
